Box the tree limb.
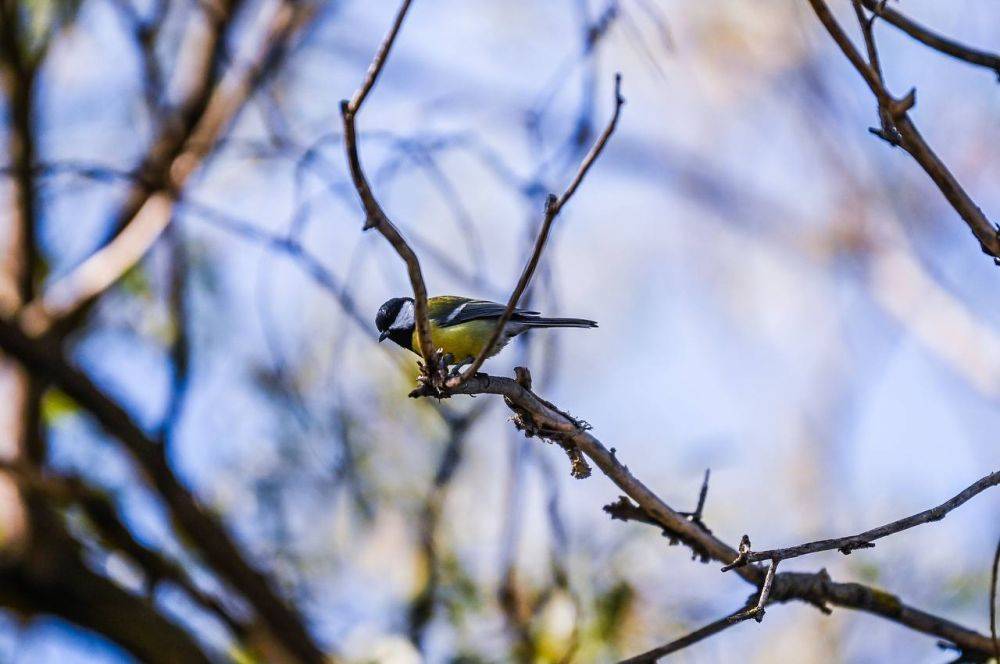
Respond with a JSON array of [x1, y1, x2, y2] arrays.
[[718, 470, 999, 567], [806, 0, 1000, 262], [857, 0, 1000, 79], [20, 0, 317, 336], [439, 369, 998, 658], [339, 0, 441, 372], [0, 318, 325, 663]]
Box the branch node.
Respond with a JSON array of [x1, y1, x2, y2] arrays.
[[839, 541, 875, 555], [721, 534, 753, 572], [889, 87, 917, 117]]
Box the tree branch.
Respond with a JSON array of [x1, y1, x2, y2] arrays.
[[0, 460, 248, 639], [0, 318, 325, 663], [718, 471, 999, 567], [339, 0, 439, 372], [20, 0, 317, 336], [438, 369, 998, 658], [806, 0, 1000, 262], [448, 73, 624, 389], [857, 0, 1000, 79], [617, 605, 753, 663]]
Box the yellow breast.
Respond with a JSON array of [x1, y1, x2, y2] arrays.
[[412, 319, 503, 362]]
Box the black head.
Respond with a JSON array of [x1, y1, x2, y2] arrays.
[[375, 297, 415, 347]]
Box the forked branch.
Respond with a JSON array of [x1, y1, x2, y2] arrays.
[[807, 0, 1000, 262]]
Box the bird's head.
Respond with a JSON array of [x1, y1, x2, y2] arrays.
[[375, 296, 415, 343]]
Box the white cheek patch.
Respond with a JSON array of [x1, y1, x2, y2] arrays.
[[390, 300, 415, 330]]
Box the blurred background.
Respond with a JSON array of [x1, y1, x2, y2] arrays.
[[0, 0, 998, 661]]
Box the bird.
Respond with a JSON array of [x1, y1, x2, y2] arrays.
[[375, 295, 597, 368]]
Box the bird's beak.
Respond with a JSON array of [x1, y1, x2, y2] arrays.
[[378, 330, 389, 342]]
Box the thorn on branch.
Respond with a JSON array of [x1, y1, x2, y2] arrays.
[[678, 468, 713, 535], [603, 495, 713, 563]]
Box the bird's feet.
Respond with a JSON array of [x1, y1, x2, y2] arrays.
[[447, 356, 474, 379]]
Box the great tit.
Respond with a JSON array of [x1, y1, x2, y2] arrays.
[[375, 295, 597, 365]]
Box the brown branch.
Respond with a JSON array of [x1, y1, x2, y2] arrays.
[[438, 370, 998, 658], [857, 0, 1000, 79], [617, 605, 752, 663], [339, 0, 438, 371], [448, 73, 624, 389], [620, 560, 777, 663], [0, 461, 248, 639], [0, 318, 325, 663], [851, 0, 899, 145], [0, 0, 40, 313], [20, 0, 316, 336], [0, 554, 213, 664], [729, 559, 778, 624], [718, 471, 999, 568], [806, 0, 1000, 262]]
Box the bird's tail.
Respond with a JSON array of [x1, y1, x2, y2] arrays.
[[520, 317, 598, 329]]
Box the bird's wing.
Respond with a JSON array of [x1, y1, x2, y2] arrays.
[[430, 296, 539, 328]]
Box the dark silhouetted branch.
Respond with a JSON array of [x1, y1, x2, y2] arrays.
[[20, 0, 317, 336], [0, 318, 325, 663]]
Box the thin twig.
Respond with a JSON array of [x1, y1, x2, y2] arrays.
[[339, 0, 438, 368], [447, 73, 624, 388], [851, 0, 899, 144], [721, 471, 999, 568], [857, 0, 1000, 79], [617, 604, 753, 663], [19, 0, 316, 335], [728, 560, 778, 624]]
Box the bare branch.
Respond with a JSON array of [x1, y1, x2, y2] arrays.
[[806, 0, 1000, 262], [617, 605, 752, 663], [0, 460, 248, 639], [719, 471, 999, 568], [20, 0, 317, 336], [0, 318, 326, 663], [437, 370, 998, 658], [448, 74, 624, 388], [728, 559, 778, 624], [339, 0, 438, 369], [857, 0, 1000, 79]]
